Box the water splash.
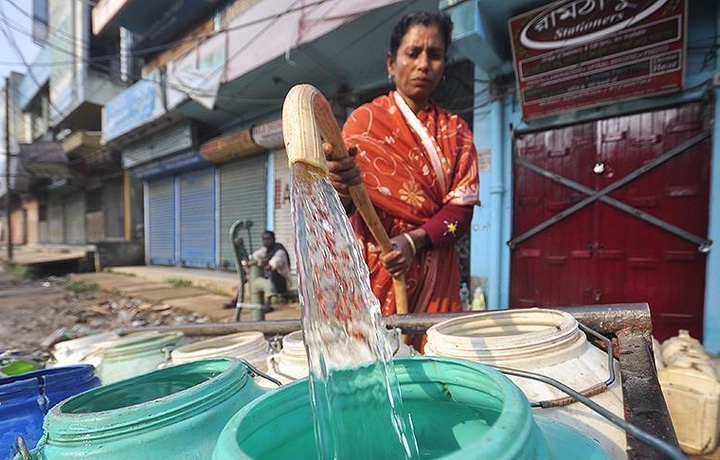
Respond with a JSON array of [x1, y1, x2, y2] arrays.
[[291, 163, 419, 459]]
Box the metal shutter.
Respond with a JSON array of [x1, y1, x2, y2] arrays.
[[178, 167, 216, 268], [85, 211, 104, 242], [47, 195, 63, 243], [218, 154, 267, 271], [146, 176, 176, 265], [63, 192, 86, 245], [272, 149, 296, 274]]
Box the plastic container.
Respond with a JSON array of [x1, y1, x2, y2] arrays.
[[24, 358, 265, 460], [212, 356, 612, 459], [262, 329, 413, 387], [658, 349, 720, 454], [661, 329, 708, 367], [98, 332, 184, 384], [459, 282, 470, 310], [50, 331, 120, 367], [169, 332, 270, 371], [425, 308, 626, 459], [471, 286, 486, 311], [1, 365, 99, 459]]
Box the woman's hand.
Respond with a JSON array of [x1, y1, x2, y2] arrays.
[[323, 143, 362, 195], [372, 234, 414, 278]]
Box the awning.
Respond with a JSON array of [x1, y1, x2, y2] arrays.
[[62, 131, 103, 158]]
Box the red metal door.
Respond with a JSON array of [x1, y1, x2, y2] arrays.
[[511, 103, 711, 341]]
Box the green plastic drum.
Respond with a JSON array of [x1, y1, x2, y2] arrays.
[[29, 358, 265, 459], [212, 356, 613, 459]]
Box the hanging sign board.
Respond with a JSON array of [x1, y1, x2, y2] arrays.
[[200, 129, 263, 164], [509, 0, 686, 120]]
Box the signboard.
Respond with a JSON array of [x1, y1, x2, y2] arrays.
[[103, 69, 166, 144], [509, 0, 686, 120], [200, 129, 263, 164], [132, 150, 208, 179], [122, 122, 194, 168], [251, 119, 284, 149]]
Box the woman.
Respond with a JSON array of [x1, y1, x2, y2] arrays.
[[326, 11, 480, 317]]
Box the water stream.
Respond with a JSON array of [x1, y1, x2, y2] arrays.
[[290, 162, 419, 459]]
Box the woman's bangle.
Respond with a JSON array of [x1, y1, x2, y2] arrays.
[[337, 190, 351, 198], [401, 232, 417, 257]]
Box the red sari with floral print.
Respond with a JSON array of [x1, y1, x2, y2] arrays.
[[342, 92, 480, 316]]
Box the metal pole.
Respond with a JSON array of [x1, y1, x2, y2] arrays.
[[4, 77, 12, 261]]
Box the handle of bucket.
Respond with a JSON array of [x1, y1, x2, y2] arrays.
[[282, 84, 409, 316], [16, 436, 31, 460], [159, 345, 175, 364], [239, 358, 283, 387], [266, 353, 281, 373]]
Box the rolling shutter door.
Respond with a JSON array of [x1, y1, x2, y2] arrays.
[[273, 149, 296, 273], [63, 192, 86, 244], [178, 168, 216, 268], [47, 195, 63, 244], [218, 155, 267, 271], [147, 176, 176, 265]]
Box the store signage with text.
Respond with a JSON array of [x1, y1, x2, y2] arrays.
[[509, 0, 686, 119]]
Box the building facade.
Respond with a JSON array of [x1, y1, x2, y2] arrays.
[[3, 0, 142, 268], [441, 0, 719, 349], [85, 0, 720, 350]]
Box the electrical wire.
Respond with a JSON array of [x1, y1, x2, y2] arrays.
[[493, 365, 687, 460]]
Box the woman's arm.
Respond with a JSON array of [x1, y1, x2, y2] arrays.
[[420, 204, 474, 249]]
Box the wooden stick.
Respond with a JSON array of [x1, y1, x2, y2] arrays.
[[283, 84, 409, 315]]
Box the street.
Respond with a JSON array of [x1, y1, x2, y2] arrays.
[[0, 265, 211, 363]]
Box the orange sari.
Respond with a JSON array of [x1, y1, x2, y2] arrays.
[[342, 92, 479, 316]]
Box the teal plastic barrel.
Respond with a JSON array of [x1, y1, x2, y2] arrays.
[[212, 356, 612, 459], [28, 358, 265, 459], [98, 332, 184, 384]]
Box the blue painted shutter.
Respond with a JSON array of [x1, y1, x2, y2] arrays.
[[178, 168, 216, 268], [147, 176, 176, 265]]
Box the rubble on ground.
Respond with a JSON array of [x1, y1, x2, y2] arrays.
[[0, 275, 211, 370]]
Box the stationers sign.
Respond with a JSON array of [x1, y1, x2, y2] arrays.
[[509, 0, 686, 119]]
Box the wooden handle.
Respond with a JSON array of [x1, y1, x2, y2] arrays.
[[282, 84, 409, 315]]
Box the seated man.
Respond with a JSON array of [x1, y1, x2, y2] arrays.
[[249, 230, 292, 308]]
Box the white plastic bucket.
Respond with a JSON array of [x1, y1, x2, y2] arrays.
[[51, 332, 120, 367], [264, 331, 308, 386], [170, 332, 270, 371], [425, 308, 627, 459], [261, 328, 413, 388]]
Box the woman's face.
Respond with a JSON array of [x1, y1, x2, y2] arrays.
[[387, 24, 446, 113]]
